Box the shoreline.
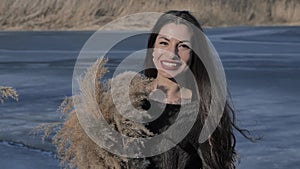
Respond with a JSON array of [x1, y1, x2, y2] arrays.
[[1, 24, 299, 32]]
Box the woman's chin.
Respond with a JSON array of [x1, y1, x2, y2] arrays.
[[158, 70, 179, 79], [159, 67, 187, 78]]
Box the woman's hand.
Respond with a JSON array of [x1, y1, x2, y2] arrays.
[[150, 76, 192, 104]]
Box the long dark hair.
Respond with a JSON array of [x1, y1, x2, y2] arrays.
[[144, 10, 253, 169]]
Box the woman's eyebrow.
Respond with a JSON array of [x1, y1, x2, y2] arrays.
[[179, 40, 191, 43], [158, 36, 170, 41], [158, 35, 191, 44]]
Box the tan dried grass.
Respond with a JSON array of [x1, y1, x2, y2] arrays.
[[0, 0, 299, 30], [0, 86, 18, 103], [41, 58, 154, 169]]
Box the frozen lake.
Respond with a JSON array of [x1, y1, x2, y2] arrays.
[[0, 26, 300, 169]]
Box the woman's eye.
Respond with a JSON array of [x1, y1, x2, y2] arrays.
[[179, 44, 190, 49], [159, 41, 168, 46]]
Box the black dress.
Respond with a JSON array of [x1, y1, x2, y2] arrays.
[[141, 99, 203, 169]]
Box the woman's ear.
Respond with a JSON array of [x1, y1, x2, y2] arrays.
[[152, 51, 156, 62], [152, 48, 158, 59]]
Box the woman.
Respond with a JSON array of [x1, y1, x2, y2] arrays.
[[52, 10, 252, 169], [142, 10, 238, 169]]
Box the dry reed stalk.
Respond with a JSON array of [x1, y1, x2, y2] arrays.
[[0, 86, 18, 103], [41, 58, 153, 169]]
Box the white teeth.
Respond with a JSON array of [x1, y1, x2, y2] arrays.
[[162, 61, 178, 67]]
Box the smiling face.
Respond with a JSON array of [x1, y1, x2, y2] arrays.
[[153, 23, 193, 79]]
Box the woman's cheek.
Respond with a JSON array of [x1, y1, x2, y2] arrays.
[[153, 48, 164, 59]]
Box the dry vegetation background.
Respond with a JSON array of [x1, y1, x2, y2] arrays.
[[0, 86, 18, 103], [0, 0, 299, 30]]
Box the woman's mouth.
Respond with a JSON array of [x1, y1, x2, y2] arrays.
[[160, 60, 182, 70]]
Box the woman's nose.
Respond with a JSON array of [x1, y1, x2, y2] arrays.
[[165, 44, 179, 59]]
